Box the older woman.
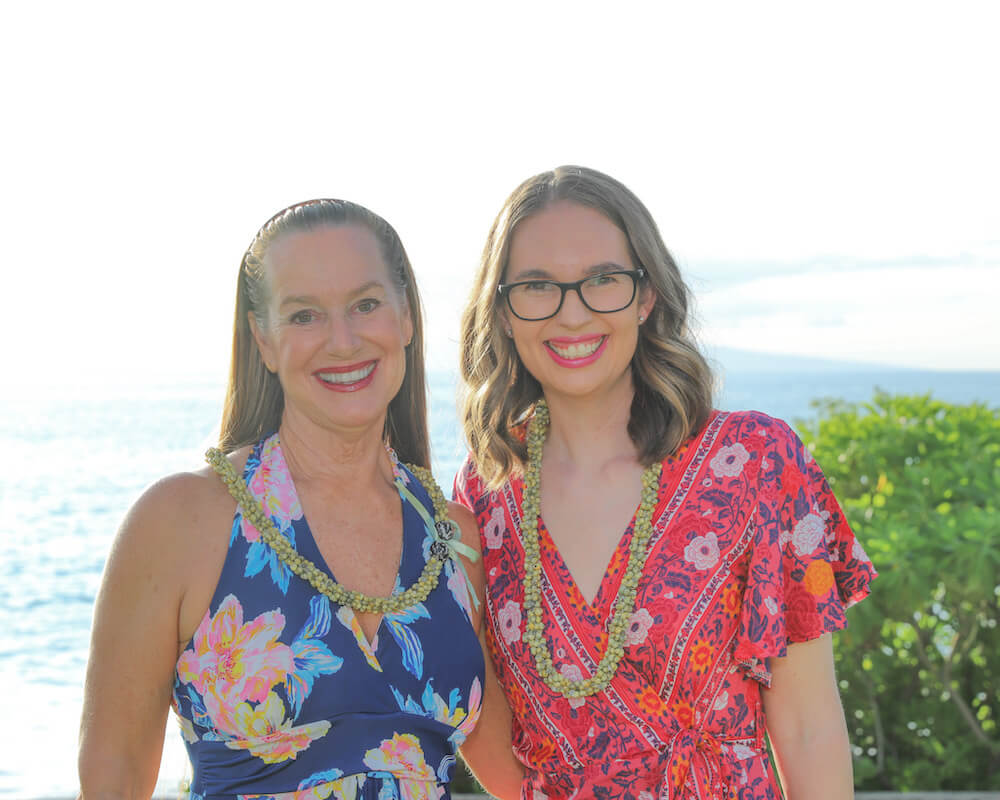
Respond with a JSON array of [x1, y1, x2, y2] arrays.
[[454, 167, 877, 799], [79, 200, 518, 799]]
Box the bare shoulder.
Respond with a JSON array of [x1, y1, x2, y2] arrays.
[[129, 448, 249, 524], [124, 468, 229, 542], [109, 449, 252, 586]]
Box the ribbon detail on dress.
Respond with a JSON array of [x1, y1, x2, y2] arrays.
[[395, 472, 481, 612], [662, 728, 733, 800]]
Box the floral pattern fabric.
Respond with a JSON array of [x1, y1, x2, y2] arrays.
[[174, 434, 484, 799], [454, 411, 876, 799]]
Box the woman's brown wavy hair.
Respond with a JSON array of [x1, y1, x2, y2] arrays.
[[218, 199, 430, 467], [459, 165, 713, 488]]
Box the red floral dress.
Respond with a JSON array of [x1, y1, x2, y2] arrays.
[[454, 410, 876, 800]]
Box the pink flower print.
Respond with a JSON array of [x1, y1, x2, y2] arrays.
[[483, 507, 505, 550], [853, 539, 872, 563], [225, 691, 330, 763], [176, 594, 295, 733], [447, 567, 475, 623], [239, 519, 262, 544], [559, 664, 586, 708], [684, 532, 720, 570], [624, 608, 654, 646], [713, 690, 730, 711], [497, 599, 522, 644], [792, 513, 825, 556], [385, 445, 408, 483], [709, 443, 750, 479], [450, 677, 484, 743], [363, 734, 437, 788], [242, 437, 303, 542]]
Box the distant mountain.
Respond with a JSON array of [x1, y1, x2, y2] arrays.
[[705, 346, 899, 375]]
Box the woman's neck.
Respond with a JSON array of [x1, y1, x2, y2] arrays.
[[541, 378, 640, 471], [276, 409, 395, 497]]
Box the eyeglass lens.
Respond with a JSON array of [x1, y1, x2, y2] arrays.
[[507, 272, 638, 321]]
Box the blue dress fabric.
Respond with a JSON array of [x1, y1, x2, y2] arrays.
[[172, 434, 485, 800]]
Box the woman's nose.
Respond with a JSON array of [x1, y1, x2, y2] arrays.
[[325, 314, 360, 353], [556, 285, 592, 325]]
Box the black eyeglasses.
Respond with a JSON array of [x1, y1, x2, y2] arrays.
[[498, 268, 645, 322]]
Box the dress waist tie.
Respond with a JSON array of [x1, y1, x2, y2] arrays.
[[661, 728, 735, 800]]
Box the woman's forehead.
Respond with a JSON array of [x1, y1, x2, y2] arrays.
[[264, 224, 393, 293], [507, 202, 630, 278]]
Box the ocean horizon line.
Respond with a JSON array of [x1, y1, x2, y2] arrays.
[[17, 353, 1000, 391]]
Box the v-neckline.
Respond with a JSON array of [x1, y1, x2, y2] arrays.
[[535, 509, 637, 616], [271, 437, 410, 654], [525, 436, 700, 622]]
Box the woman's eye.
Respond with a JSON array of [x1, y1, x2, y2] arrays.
[[587, 273, 621, 287], [355, 298, 381, 314], [289, 310, 316, 324]]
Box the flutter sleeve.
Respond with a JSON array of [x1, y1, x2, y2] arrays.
[[452, 454, 482, 513], [735, 416, 877, 686]]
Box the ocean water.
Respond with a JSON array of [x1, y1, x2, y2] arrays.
[[2, 367, 998, 798]]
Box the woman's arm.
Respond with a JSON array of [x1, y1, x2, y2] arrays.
[[78, 473, 211, 798], [762, 633, 854, 800], [459, 635, 525, 800], [447, 502, 525, 800]]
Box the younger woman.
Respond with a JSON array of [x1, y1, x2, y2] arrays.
[[454, 167, 876, 799]]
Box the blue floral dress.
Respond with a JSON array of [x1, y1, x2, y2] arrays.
[[172, 434, 485, 800]]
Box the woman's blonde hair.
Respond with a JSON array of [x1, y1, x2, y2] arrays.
[[219, 199, 430, 467], [459, 165, 713, 487]]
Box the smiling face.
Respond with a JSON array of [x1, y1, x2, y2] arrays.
[[250, 223, 413, 436], [503, 201, 655, 406]]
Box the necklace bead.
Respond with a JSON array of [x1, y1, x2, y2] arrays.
[[205, 446, 456, 615], [521, 400, 662, 699]]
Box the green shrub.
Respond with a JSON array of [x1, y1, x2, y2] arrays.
[[797, 392, 1000, 789]]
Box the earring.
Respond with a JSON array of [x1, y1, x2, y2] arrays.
[[638, 315, 645, 324], [505, 327, 513, 337]]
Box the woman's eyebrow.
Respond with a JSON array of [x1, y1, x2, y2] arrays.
[[507, 262, 627, 282], [346, 280, 388, 297], [279, 295, 320, 309], [278, 281, 388, 309], [507, 267, 552, 281]]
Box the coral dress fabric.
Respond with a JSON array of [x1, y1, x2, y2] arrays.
[[454, 411, 876, 800], [172, 434, 484, 800]]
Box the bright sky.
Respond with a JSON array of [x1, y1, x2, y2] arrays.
[[4, 0, 998, 385]]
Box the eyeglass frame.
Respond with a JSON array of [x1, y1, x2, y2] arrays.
[[497, 268, 646, 322]]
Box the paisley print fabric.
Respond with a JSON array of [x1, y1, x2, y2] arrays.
[[173, 434, 485, 799], [454, 411, 876, 799]]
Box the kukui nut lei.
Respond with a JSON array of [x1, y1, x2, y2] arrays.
[[205, 448, 457, 614], [521, 400, 662, 698]]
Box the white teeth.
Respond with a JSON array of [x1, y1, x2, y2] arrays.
[[549, 338, 603, 359], [318, 363, 375, 384]]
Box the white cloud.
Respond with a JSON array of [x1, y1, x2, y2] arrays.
[[698, 263, 1000, 369]]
